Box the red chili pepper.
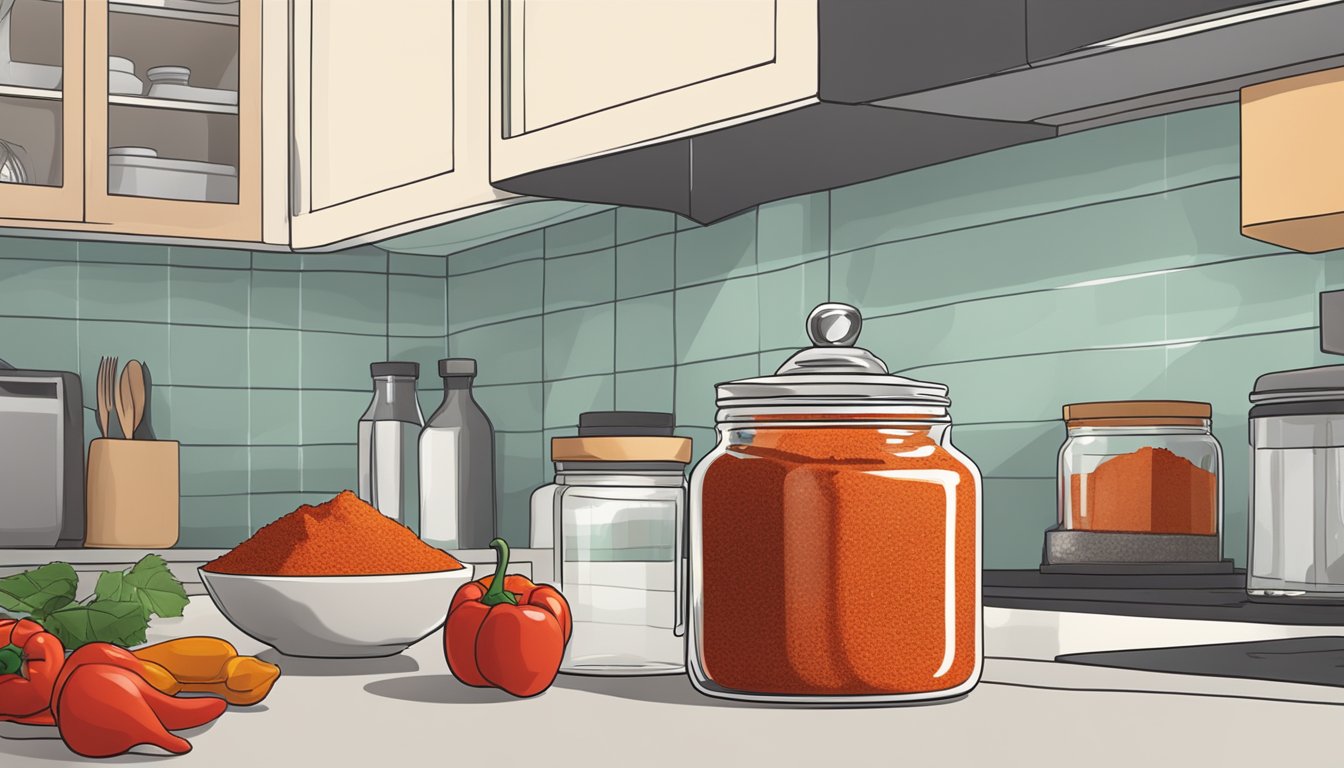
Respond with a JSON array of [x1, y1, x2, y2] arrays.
[[444, 538, 572, 698], [55, 664, 217, 758], [0, 617, 65, 724], [50, 641, 151, 717]]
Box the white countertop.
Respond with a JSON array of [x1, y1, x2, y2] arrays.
[[1, 595, 1342, 767], [5, 551, 1344, 765]]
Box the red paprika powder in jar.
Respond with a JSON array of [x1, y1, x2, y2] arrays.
[[688, 303, 983, 705]]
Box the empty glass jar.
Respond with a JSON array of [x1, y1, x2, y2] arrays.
[[547, 412, 691, 676]]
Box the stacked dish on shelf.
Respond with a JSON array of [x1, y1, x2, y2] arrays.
[[108, 146, 236, 202]]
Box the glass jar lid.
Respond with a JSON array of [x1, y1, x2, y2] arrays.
[[715, 303, 950, 414]]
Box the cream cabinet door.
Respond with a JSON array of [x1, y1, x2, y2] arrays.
[[490, 0, 819, 182], [290, 0, 510, 250]]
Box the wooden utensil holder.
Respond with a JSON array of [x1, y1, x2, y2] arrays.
[[86, 438, 180, 548]]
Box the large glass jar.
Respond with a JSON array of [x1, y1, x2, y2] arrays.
[[1057, 401, 1223, 538], [688, 303, 982, 705]]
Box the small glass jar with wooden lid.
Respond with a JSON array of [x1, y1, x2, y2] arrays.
[[1057, 401, 1223, 542]]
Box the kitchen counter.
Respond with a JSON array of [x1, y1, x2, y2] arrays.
[[3, 596, 1344, 767], [5, 554, 1344, 765]]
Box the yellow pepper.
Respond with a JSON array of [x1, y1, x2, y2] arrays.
[[132, 637, 280, 706]]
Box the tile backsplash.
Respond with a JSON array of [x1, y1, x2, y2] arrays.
[[1, 102, 1337, 566]]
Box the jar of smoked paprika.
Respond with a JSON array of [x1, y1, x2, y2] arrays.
[[688, 303, 983, 705]]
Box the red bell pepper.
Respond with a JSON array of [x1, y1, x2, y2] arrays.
[[444, 539, 572, 698], [0, 617, 64, 725]]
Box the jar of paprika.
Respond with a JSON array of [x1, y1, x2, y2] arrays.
[[688, 303, 982, 705]]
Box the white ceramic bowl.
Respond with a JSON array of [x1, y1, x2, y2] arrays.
[[199, 566, 474, 658]]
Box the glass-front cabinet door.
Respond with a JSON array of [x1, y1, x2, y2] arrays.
[[0, 0, 83, 221], [85, 0, 259, 240]]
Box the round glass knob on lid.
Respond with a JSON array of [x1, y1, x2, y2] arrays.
[[715, 302, 949, 413]]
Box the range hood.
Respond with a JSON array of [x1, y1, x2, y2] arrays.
[[880, 0, 1344, 133]]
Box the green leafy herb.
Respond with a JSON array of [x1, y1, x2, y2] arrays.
[[94, 554, 189, 621], [0, 562, 77, 617], [0, 555, 188, 649], [42, 601, 148, 650]]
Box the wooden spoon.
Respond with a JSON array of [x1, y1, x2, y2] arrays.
[[125, 360, 146, 439], [116, 361, 134, 440]]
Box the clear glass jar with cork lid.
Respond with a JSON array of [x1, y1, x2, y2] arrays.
[[1048, 400, 1225, 570]]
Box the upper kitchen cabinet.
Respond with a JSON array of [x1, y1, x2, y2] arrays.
[[289, 0, 514, 250], [0, 0, 82, 223], [0, 0, 515, 250], [1241, 67, 1344, 253], [490, 0, 1051, 224]]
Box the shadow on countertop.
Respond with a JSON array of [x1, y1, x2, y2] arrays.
[[363, 674, 516, 704], [257, 650, 419, 677]]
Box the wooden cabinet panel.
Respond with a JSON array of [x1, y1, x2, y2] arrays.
[[492, 0, 817, 182], [308, 0, 454, 211], [505, 0, 776, 135]]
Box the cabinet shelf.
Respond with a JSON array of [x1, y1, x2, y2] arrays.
[[109, 93, 237, 115], [0, 84, 62, 102], [108, 0, 238, 26]]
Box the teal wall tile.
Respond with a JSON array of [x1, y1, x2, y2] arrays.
[[252, 251, 301, 271], [388, 275, 446, 337], [448, 259, 542, 333], [302, 244, 387, 273], [952, 421, 1062, 479], [0, 258, 77, 317], [674, 354, 758, 428], [544, 304, 614, 380], [614, 367, 674, 413], [757, 259, 828, 351], [301, 444, 357, 493], [79, 241, 169, 265], [178, 497, 249, 548], [544, 375, 613, 429], [758, 348, 792, 375], [449, 316, 542, 385], [450, 231, 543, 276], [757, 192, 828, 269], [249, 329, 299, 389], [676, 278, 759, 363], [390, 251, 447, 277], [302, 331, 386, 391], [250, 389, 301, 445], [1164, 252, 1322, 341], [250, 269, 300, 328], [387, 336, 446, 392], [1165, 104, 1239, 187], [617, 208, 675, 244], [170, 246, 249, 270], [0, 316, 77, 373], [616, 293, 674, 372], [147, 386, 171, 441], [250, 493, 312, 531], [180, 445, 249, 496], [475, 382, 543, 432], [169, 325, 247, 387], [0, 236, 76, 261], [983, 478, 1056, 569], [250, 446, 300, 492], [546, 211, 615, 257], [300, 271, 387, 335], [616, 234, 674, 299], [170, 387, 249, 445], [496, 431, 545, 545], [79, 263, 167, 322], [675, 210, 756, 286], [169, 267, 249, 326], [545, 248, 615, 312], [301, 390, 372, 444]]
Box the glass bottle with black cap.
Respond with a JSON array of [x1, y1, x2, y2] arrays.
[[357, 361, 424, 526], [420, 358, 496, 549]]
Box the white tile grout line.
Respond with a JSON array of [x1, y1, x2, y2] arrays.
[[246, 251, 252, 533]]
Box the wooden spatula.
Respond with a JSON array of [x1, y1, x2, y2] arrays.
[[125, 360, 146, 438]]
